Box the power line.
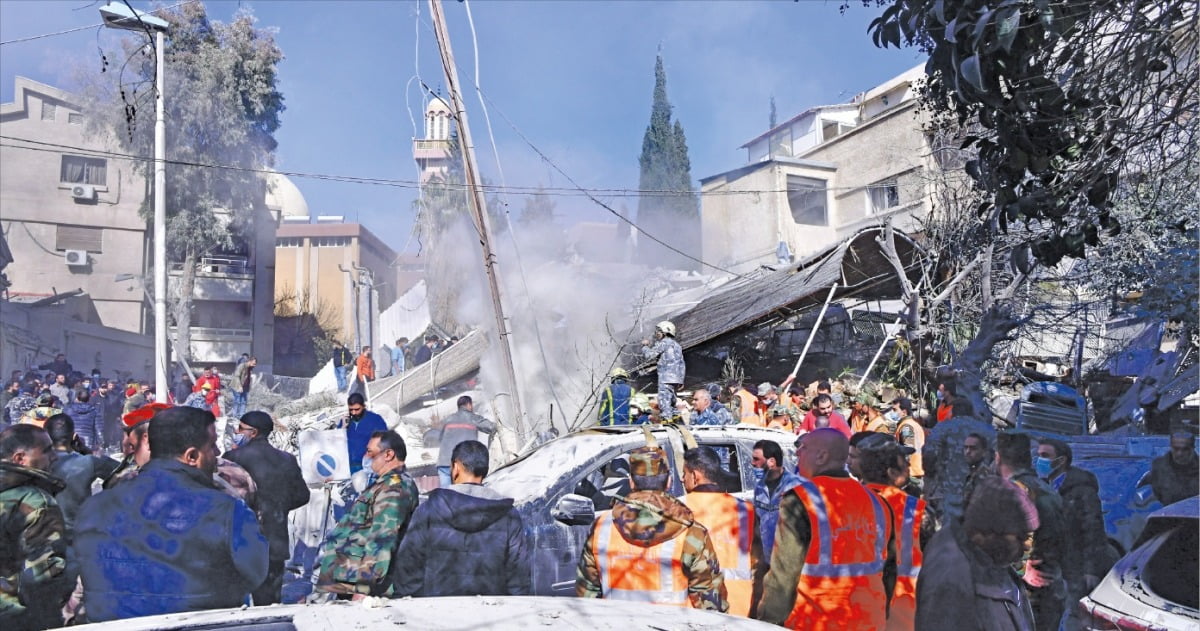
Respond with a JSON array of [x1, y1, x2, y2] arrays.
[[0, 134, 864, 200], [0, 0, 198, 46]]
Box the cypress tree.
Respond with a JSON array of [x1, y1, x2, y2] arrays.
[[636, 54, 699, 269]]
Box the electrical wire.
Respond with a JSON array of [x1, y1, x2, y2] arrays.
[[0, 0, 198, 46], [462, 0, 565, 427], [1, 134, 869, 199]]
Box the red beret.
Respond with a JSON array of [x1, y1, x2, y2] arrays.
[[122, 402, 172, 429]]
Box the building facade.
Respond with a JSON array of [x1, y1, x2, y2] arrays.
[[1, 76, 287, 375], [701, 65, 932, 273], [274, 219, 405, 353]]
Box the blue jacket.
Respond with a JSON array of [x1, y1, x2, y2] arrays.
[[63, 401, 102, 450], [391, 484, 530, 597], [75, 459, 268, 622], [597, 380, 633, 426], [344, 411, 387, 474], [753, 469, 802, 562]]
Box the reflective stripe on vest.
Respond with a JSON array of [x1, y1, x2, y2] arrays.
[[795, 477, 887, 578], [593, 513, 688, 606], [898, 494, 921, 578]]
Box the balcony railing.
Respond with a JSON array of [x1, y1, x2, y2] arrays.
[[169, 255, 251, 277]]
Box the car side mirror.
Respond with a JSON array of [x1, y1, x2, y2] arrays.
[[553, 493, 596, 526], [1134, 484, 1157, 508]]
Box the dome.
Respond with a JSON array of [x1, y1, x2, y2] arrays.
[[426, 96, 451, 114], [265, 172, 309, 218]]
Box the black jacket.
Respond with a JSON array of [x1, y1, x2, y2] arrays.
[[222, 437, 310, 561], [392, 484, 530, 597], [1050, 466, 1108, 581]]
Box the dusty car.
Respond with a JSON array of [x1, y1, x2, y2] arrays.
[[484, 424, 797, 597], [72, 595, 780, 630], [1077, 496, 1199, 631]]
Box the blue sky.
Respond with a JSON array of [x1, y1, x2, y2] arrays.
[[1, 0, 924, 254]]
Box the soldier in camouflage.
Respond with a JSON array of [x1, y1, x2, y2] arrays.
[[315, 430, 418, 598], [1, 424, 71, 631], [641, 321, 686, 421], [576, 445, 728, 612]]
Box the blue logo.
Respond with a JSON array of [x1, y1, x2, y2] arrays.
[[315, 453, 339, 478]]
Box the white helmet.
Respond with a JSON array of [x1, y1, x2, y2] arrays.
[[655, 320, 676, 337]]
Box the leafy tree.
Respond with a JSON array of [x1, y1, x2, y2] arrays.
[[518, 186, 556, 227], [83, 3, 283, 364], [857, 0, 1196, 415], [637, 54, 700, 269]]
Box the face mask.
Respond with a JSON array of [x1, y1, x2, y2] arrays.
[[361, 455, 374, 473], [935, 390, 945, 401], [885, 411, 901, 423], [752, 466, 766, 485], [230, 433, 249, 448], [1034, 456, 1055, 478]]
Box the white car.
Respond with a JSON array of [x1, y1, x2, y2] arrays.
[[72, 595, 779, 630], [1078, 496, 1199, 630]]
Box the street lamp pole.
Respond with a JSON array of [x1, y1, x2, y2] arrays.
[[99, 3, 170, 398], [152, 27, 167, 400]]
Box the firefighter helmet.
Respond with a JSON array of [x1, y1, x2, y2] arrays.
[[610, 367, 630, 380], [655, 320, 676, 337]]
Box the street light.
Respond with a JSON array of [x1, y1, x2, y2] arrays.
[[100, 2, 170, 398]]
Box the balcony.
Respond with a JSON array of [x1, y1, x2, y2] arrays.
[[168, 255, 253, 302], [169, 326, 252, 364], [413, 138, 451, 160]]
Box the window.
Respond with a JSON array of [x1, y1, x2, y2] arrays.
[[60, 156, 107, 186], [276, 237, 303, 248], [787, 175, 827, 225], [868, 179, 900, 213], [68, 112, 83, 125], [313, 236, 350, 247], [41, 101, 55, 121], [56, 225, 103, 252]]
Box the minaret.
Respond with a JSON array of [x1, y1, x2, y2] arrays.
[[413, 95, 453, 183]]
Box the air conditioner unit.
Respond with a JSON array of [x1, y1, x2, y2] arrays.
[[70, 184, 95, 200], [64, 250, 88, 267]]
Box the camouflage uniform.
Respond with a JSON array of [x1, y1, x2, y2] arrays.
[[0, 462, 70, 631], [315, 466, 419, 596], [576, 447, 728, 612], [5, 393, 36, 426], [642, 337, 685, 420]]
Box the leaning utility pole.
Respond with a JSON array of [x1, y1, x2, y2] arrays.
[[428, 0, 527, 439]]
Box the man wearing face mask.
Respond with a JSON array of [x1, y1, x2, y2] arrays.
[[917, 475, 1038, 631], [341, 393, 386, 475], [751, 440, 800, 572], [223, 412, 310, 605], [76, 407, 268, 621], [315, 430, 418, 599], [1034, 438, 1106, 631]]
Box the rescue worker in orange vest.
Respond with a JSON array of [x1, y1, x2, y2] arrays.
[[576, 446, 728, 612], [681, 446, 763, 617], [766, 404, 795, 434], [857, 434, 933, 631], [850, 392, 892, 435], [726, 379, 763, 426], [892, 398, 926, 491], [756, 428, 897, 630]]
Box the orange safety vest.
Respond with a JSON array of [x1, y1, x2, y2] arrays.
[[735, 389, 763, 426], [784, 476, 891, 631], [865, 415, 890, 434], [868, 484, 924, 631], [591, 512, 689, 607], [894, 417, 925, 477], [683, 491, 755, 616]]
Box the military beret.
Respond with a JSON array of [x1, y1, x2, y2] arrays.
[[629, 446, 669, 477]]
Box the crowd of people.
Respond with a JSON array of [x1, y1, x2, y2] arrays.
[[1, 341, 1197, 631]]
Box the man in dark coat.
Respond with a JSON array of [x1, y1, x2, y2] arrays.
[[75, 406, 268, 621], [1036, 437, 1109, 631], [435, 395, 495, 487], [222, 411, 311, 605], [392, 440, 530, 597], [1147, 431, 1199, 506], [917, 476, 1038, 631], [94, 381, 124, 452]]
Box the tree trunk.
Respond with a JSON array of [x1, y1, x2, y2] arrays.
[[950, 303, 1020, 425], [173, 248, 197, 365]]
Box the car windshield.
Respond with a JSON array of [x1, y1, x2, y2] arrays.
[[486, 433, 629, 501]]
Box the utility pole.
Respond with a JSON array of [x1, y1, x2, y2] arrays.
[[428, 0, 527, 438]]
